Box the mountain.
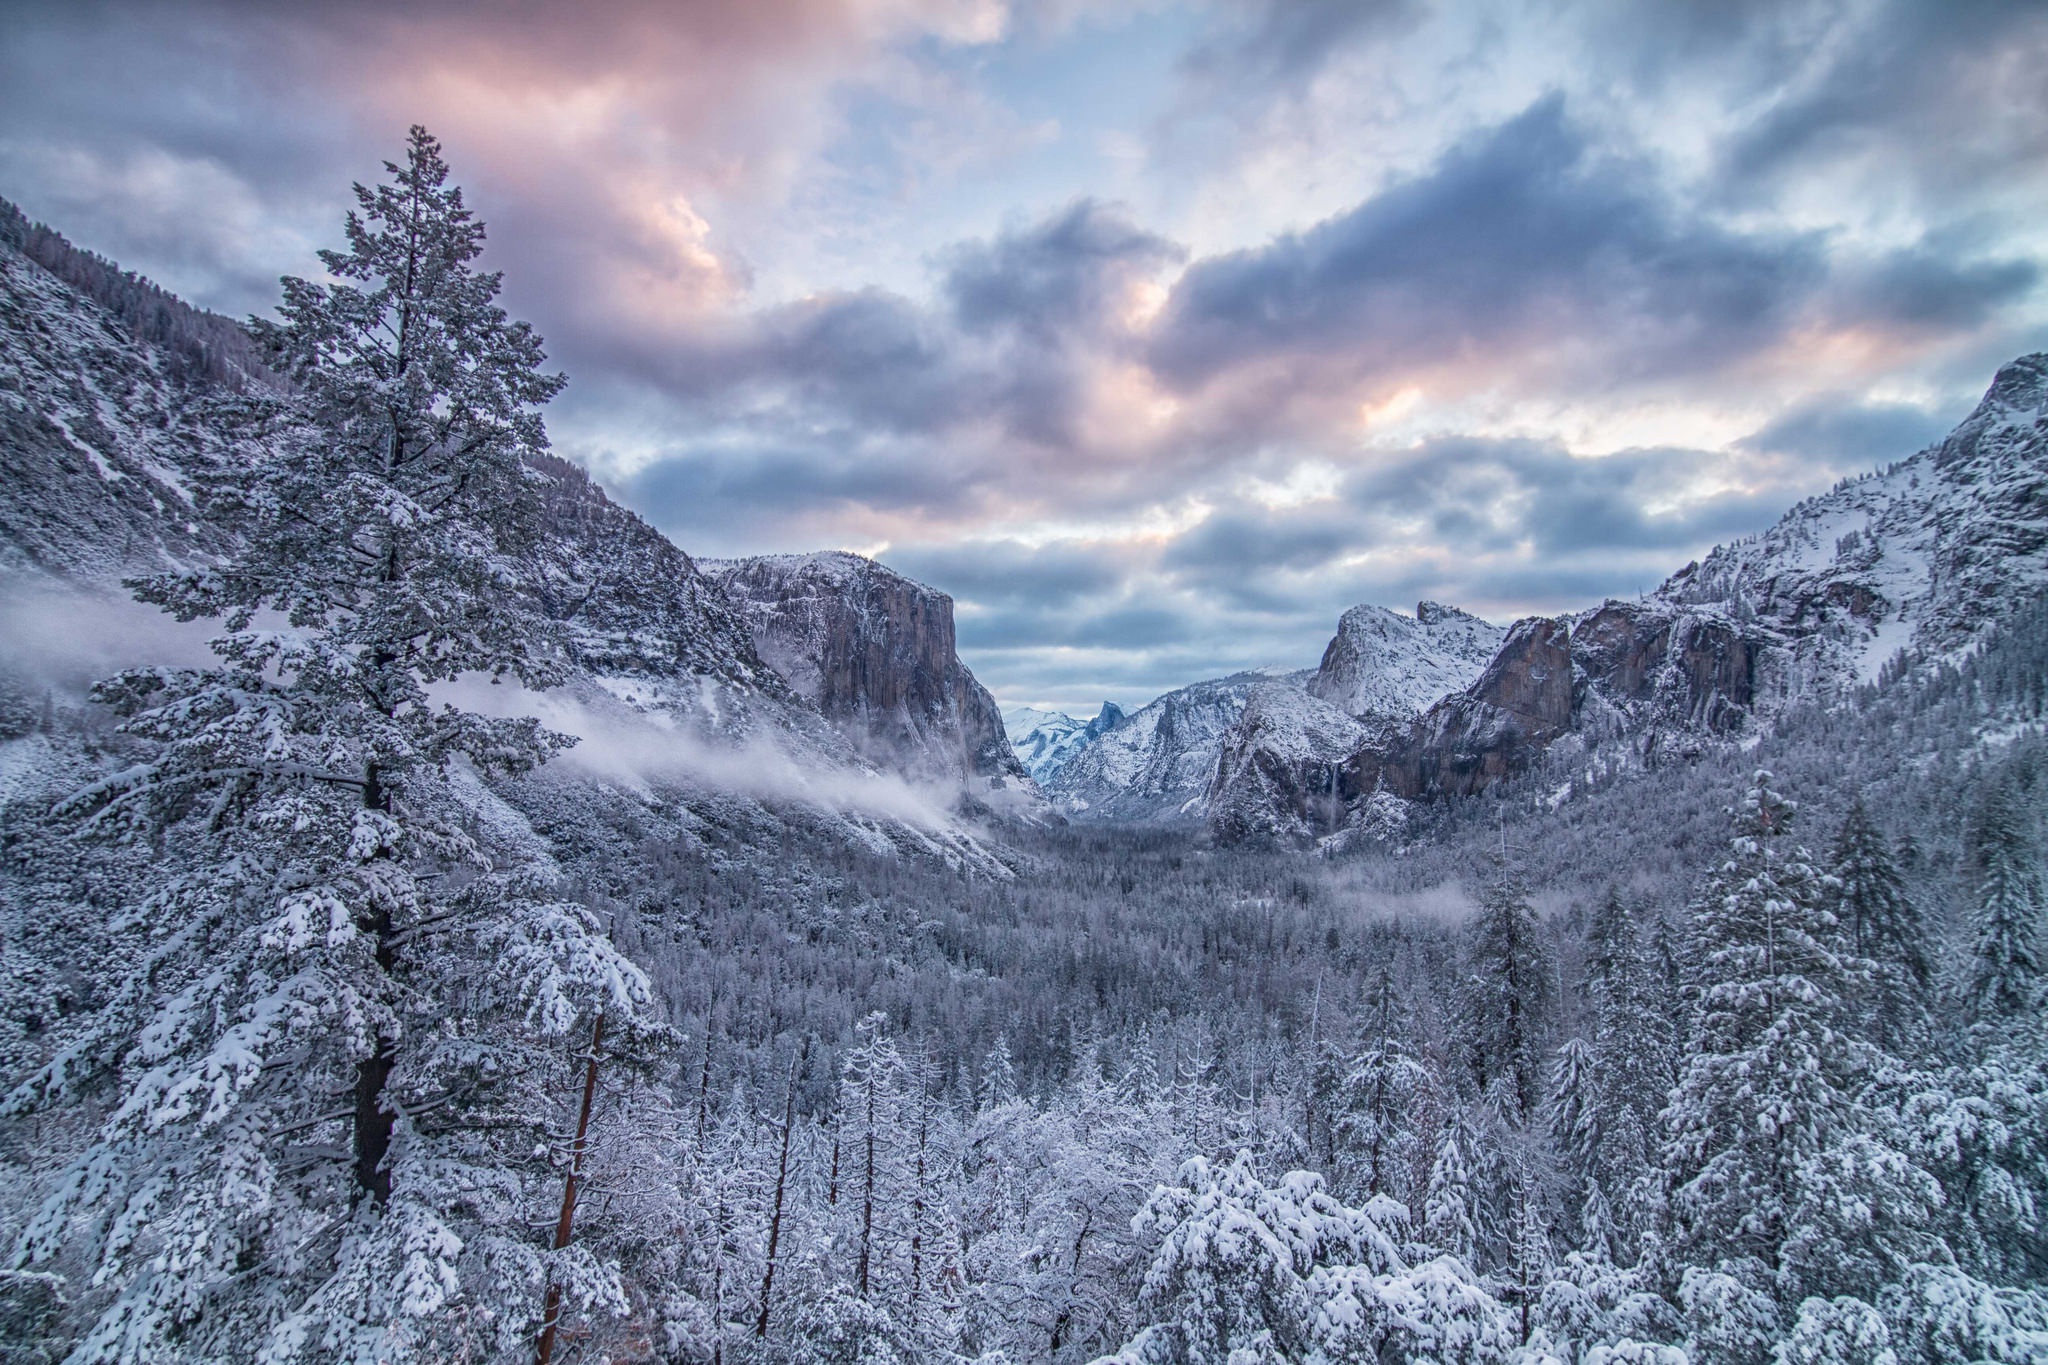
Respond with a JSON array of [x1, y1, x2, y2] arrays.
[[1209, 353, 2048, 843], [1003, 701, 1124, 784], [1307, 601, 1507, 719], [1049, 601, 1505, 837], [1043, 671, 1300, 823], [701, 551, 1040, 807], [0, 207, 1021, 863]]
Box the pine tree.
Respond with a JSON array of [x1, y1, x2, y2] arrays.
[[4, 127, 655, 1364], [1463, 868, 1554, 1126], [1661, 771, 1936, 1309], [838, 1011, 905, 1302], [1829, 797, 1931, 1050], [1586, 890, 1672, 1230], [1589, 888, 1671, 1178], [1334, 966, 1432, 1203], [1424, 1116, 1479, 1265], [1964, 780, 2043, 1024], [1547, 1036, 1601, 1208]]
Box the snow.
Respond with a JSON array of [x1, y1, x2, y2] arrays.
[[1309, 601, 1506, 720]]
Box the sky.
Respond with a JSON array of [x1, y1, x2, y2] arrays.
[[3, 0, 2044, 714]]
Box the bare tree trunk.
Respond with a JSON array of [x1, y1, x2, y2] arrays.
[[756, 1051, 800, 1339], [353, 757, 397, 1206], [908, 1052, 929, 1320], [536, 1011, 606, 1365], [857, 1073, 878, 1299]]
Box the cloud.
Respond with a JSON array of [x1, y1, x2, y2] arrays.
[[5, 0, 2044, 713], [1736, 396, 1956, 464], [1149, 95, 2038, 405]]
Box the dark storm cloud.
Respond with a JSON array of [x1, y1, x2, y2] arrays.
[[885, 540, 1127, 610], [1338, 437, 1790, 559], [1161, 507, 1357, 577], [619, 436, 984, 540], [958, 602, 1197, 652], [1148, 97, 1821, 388]]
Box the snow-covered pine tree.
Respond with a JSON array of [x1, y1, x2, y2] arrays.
[[1333, 966, 1431, 1204], [4, 127, 655, 1364], [1660, 771, 1936, 1310], [1585, 891, 1672, 1251], [838, 1011, 906, 1304], [1463, 868, 1554, 1127], [1829, 797, 1931, 1051], [1424, 1115, 1479, 1266], [1964, 779, 2043, 1025], [1547, 1037, 1601, 1218]]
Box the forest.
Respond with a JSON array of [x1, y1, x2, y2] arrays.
[[0, 130, 2043, 1365]]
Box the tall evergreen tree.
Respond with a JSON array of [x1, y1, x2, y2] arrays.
[[838, 1011, 906, 1303], [1829, 797, 1931, 1050], [1964, 780, 2043, 1024], [1425, 1116, 1479, 1265], [1334, 966, 1432, 1203], [5, 127, 654, 1363], [1586, 890, 1672, 1202], [1547, 1036, 1601, 1206], [1463, 868, 1554, 1127], [1661, 772, 1936, 1309]]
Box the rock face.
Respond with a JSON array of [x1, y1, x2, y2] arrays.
[[1207, 683, 1371, 843], [1345, 615, 1579, 803], [1308, 601, 1506, 718], [1045, 671, 1291, 823], [704, 552, 1036, 799], [1004, 702, 1123, 785]]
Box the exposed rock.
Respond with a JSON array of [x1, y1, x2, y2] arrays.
[[1046, 671, 1293, 823], [703, 551, 1037, 800], [1307, 600, 1505, 719], [1207, 681, 1370, 845], [1345, 615, 1576, 803]]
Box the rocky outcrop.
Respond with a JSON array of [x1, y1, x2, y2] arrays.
[[1344, 615, 1577, 802], [704, 552, 1037, 799], [1207, 682, 1370, 844], [1569, 603, 1759, 733], [1308, 601, 1505, 719]]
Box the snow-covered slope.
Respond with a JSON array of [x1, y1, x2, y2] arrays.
[[0, 224, 265, 583], [1206, 353, 2048, 843], [1207, 682, 1374, 844], [1044, 671, 1301, 823], [0, 214, 1019, 865], [1307, 601, 1506, 719], [1658, 353, 2048, 683], [1003, 701, 1124, 784]]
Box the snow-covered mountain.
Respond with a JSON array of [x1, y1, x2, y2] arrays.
[[1043, 671, 1302, 823], [702, 551, 1040, 808], [1002, 701, 1124, 784], [0, 207, 1022, 863], [1307, 601, 1506, 719], [1206, 353, 2048, 843]]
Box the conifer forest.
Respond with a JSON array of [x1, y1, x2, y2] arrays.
[[3, 31, 2048, 1365]]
